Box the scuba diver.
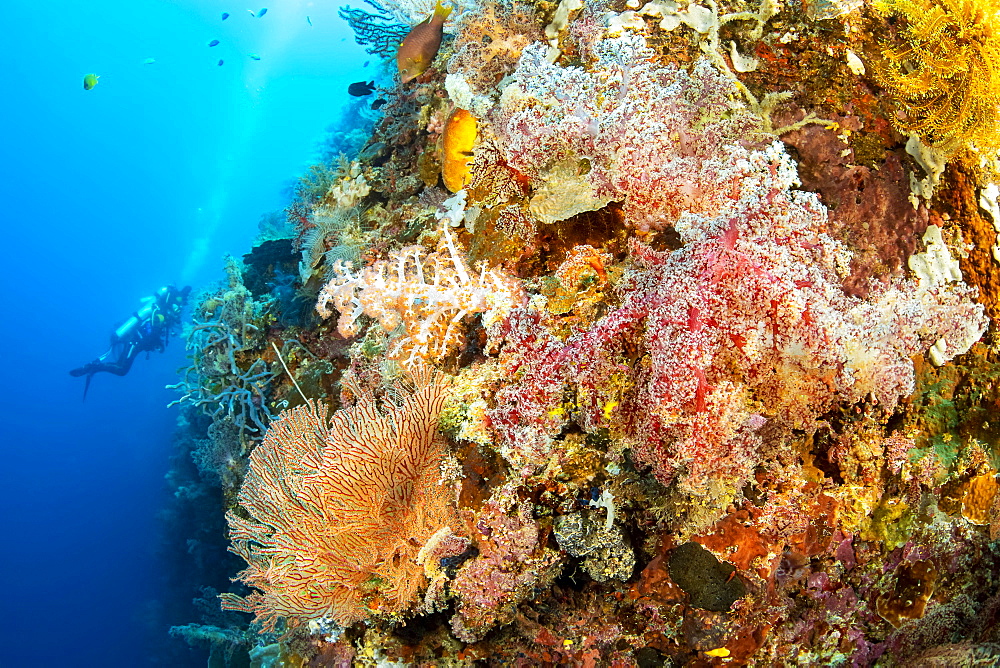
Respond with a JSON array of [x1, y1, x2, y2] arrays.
[[70, 285, 191, 398]]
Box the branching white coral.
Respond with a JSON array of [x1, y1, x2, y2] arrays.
[[316, 224, 526, 367]]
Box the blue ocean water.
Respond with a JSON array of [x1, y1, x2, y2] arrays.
[[0, 2, 369, 664]]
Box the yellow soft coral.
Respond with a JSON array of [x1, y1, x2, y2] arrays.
[[868, 0, 1000, 155]]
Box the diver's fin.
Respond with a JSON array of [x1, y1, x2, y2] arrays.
[[70, 364, 96, 400]]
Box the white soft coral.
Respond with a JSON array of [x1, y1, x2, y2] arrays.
[[316, 224, 525, 367]]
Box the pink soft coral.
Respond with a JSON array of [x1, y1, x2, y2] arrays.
[[494, 34, 761, 232], [488, 143, 987, 495], [449, 486, 563, 641]]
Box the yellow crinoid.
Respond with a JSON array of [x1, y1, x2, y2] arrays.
[[868, 0, 1000, 156]]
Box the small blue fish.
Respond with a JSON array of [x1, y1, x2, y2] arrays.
[[364, 60, 370, 67], [249, 53, 261, 60], [208, 39, 220, 47], [221, 11, 229, 20], [257, 8, 267, 17], [218, 59, 225, 66], [306, 15, 312, 26]]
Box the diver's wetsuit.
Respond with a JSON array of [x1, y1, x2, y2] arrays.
[[70, 285, 191, 394]]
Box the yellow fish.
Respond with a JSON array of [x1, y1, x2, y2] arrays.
[[83, 73, 99, 90], [441, 108, 477, 192], [396, 0, 451, 83]]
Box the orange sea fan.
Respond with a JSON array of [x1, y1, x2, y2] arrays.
[[220, 366, 457, 631]]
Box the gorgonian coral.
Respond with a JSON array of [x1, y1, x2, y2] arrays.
[[867, 0, 1000, 155], [494, 34, 762, 232], [220, 367, 458, 631]]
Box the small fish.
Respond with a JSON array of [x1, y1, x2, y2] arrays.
[[218, 59, 225, 66], [143, 57, 156, 65], [208, 39, 220, 47], [83, 73, 99, 90], [257, 8, 267, 17], [348, 81, 376, 96], [371, 98, 387, 110], [221, 11, 229, 20], [306, 15, 312, 26], [249, 53, 261, 60], [247, 9, 255, 16], [396, 0, 451, 83], [363, 60, 369, 67]]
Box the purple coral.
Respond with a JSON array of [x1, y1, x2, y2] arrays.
[[449, 488, 563, 641]]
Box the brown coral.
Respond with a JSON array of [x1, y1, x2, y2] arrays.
[[446, 0, 542, 94], [876, 560, 939, 628], [958, 473, 1000, 525], [220, 367, 457, 630], [936, 162, 1000, 321]]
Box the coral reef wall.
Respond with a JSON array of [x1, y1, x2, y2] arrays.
[[168, 0, 1000, 664]]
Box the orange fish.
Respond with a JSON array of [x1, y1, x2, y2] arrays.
[[397, 0, 452, 83], [442, 108, 477, 192]]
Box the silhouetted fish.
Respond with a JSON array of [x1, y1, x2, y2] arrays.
[[372, 98, 387, 110], [218, 59, 225, 66], [221, 12, 229, 20], [348, 81, 376, 96], [257, 8, 267, 17], [208, 39, 220, 47]]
